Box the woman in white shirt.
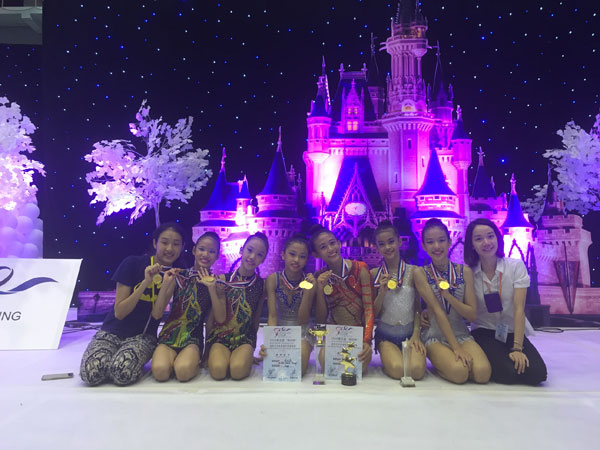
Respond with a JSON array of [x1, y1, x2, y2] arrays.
[[465, 218, 547, 385]]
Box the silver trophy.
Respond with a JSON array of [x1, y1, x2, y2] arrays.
[[400, 339, 415, 387]]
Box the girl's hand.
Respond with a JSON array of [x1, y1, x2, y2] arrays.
[[434, 275, 453, 294], [409, 336, 426, 355], [421, 310, 431, 328], [305, 273, 316, 285], [198, 267, 217, 289], [161, 269, 178, 288], [379, 273, 392, 292], [317, 270, 332, 288], [258, 344, 267, 360], [453, 347, 473, 368], [357, 342, 372, 363], [144, 263, 161, 284], [509, 351, 529, 374]]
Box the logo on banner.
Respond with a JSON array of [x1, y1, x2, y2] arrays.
[[0, 266, 57, 296]]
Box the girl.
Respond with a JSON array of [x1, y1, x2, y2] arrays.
[[151, 232, 225, 382], [465, 218, 547, 385], [371, 220, 426, 380], [206, 232, 268, 380], [414, 218, 491, 384], [260, 234, 316, 375], [80, 222, 185, 386], [311, 225, 374, 370]]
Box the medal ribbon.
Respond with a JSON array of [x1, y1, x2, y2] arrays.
[[281, 270, 305, 291], [217, 269, 258, 290], [373, 260, 406, 288], [430, 262, 457, 314], [329, 260, 350, 283]]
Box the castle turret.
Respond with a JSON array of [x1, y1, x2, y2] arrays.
[[469, 147, 507, 228], [366, 33, 385, 118], [411, 148, 465, 260], [449, 105, 472, 217], [256, 127, 302, 273], [501, 174, 534, 260]]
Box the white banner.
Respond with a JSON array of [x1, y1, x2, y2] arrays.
[[0, 258, 82, 350]]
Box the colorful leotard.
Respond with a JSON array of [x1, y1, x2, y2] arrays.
[[158, 270, 211, 350], [206, 271, 264, 351], [421, 262, 473, 346], [274, 271, 313, 343], [321, 260, 374, 343]]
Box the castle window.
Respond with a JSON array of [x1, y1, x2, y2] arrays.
[[422, 156, 425, 167], [346, 120, 358, 131], [408, 139, 412, 149], [394, 172, 398, 184]]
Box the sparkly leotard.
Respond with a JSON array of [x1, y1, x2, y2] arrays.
[[206, 271, 264, 351], [158, 269, 211, 350], [274, 271, 313, 343]]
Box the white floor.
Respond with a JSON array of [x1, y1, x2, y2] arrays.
[[2, 323, 600, 450]]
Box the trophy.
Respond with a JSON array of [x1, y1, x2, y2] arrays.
[[339, 342, 357, 386], [400, 339, 416, 387], [309, 325, 329, 385]]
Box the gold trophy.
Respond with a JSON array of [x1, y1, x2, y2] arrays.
[[339, 342, 357, 386], [400, 339, 416, 387], [309, 325, 329, 385]]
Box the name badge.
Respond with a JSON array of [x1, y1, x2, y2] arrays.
[[495, 322, 508, 343], [484, 292, 503, 313]]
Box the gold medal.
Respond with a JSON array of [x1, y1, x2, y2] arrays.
[[299, 280, 313, 290], [323, 284, 333, 295], [153, 274, 162, 284], [438, 280, 450, 290], [387, 279, 397, 290], [204, 275, 215, 282]]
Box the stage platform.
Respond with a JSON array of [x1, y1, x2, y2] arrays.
[[2, 323, 600, 449]]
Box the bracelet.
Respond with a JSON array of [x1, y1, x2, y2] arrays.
[[510, 347, 523, 353]]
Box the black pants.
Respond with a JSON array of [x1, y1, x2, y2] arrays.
[[471, 328, 547, 386]]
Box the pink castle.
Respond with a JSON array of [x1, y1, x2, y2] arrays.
[[193, 1, 595, 315]]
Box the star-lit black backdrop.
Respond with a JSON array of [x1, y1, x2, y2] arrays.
[[1, 0, 599, 292]]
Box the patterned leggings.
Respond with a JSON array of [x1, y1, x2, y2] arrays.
[[80, 330, 157, 386]]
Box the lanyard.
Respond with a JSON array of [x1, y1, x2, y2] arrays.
[[373, 260, 406, 288], [483, 272, 503, 297]]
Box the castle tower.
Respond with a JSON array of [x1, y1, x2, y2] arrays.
[[535, 166, 592, 313], [500, 174, 534, 260], [255, 127, 302, 274], [469, 147, 507, 228], [411, 148, 465, 261], [367, 33, 385, 118], [449, 105, 472, 217], [380, 0, 435, 213]]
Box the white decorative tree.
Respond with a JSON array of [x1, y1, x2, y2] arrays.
[[524, 111, 600, 218], [85, 100, 213, 226], [0, 97, 45, 258]]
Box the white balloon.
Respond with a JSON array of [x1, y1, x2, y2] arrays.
[[16, 216, 34, 236], [6, 240, 23, 257], [21, 243, 39, 258], [3, 212, 17, 229], [22, 202, 40, 220], [27, 229, 43, 248], [0, 226, 17, 242], [34, 218, 43, 231]]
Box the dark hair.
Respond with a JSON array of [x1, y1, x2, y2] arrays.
[[229, 232, 270, 273], [421, 218, 450, 242], [308, 224, 336, 253], [195, 231, 221, 254], [374, 220, 398, 239], [283, 233, 310, 253], [152, 221, 185, 243], [464, 218, 505, 267]]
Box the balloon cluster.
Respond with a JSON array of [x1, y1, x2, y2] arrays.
[[0, 202, 43, 258]]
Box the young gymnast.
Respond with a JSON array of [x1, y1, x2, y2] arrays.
[[151, 232, 225, 382], [259, 233, 316, 375], [371, 220, 426, 380], [80, 222, 185, 386], [414, 218, 491, 384], [206, 232, 268, 381], [310, 225, 374, 370], [465, 218, 547, 385]]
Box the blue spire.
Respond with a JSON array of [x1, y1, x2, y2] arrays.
[[237, 175, 251, 199], [541, 165, 564, 217], [471, 147, 496, 198], [203, 148, 238, 211], [367, 32, 382, 87], [415, 148, 456, 197], [451, 105, 470, 140], [501, 174, 532, 228], [259, 127, 295, 196]]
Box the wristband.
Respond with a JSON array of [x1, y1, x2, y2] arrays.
[[510, 347, 523, 353]]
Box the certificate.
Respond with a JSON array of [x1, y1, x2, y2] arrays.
[[324, 325, 363, 381], [262, 326, 302, 382]]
